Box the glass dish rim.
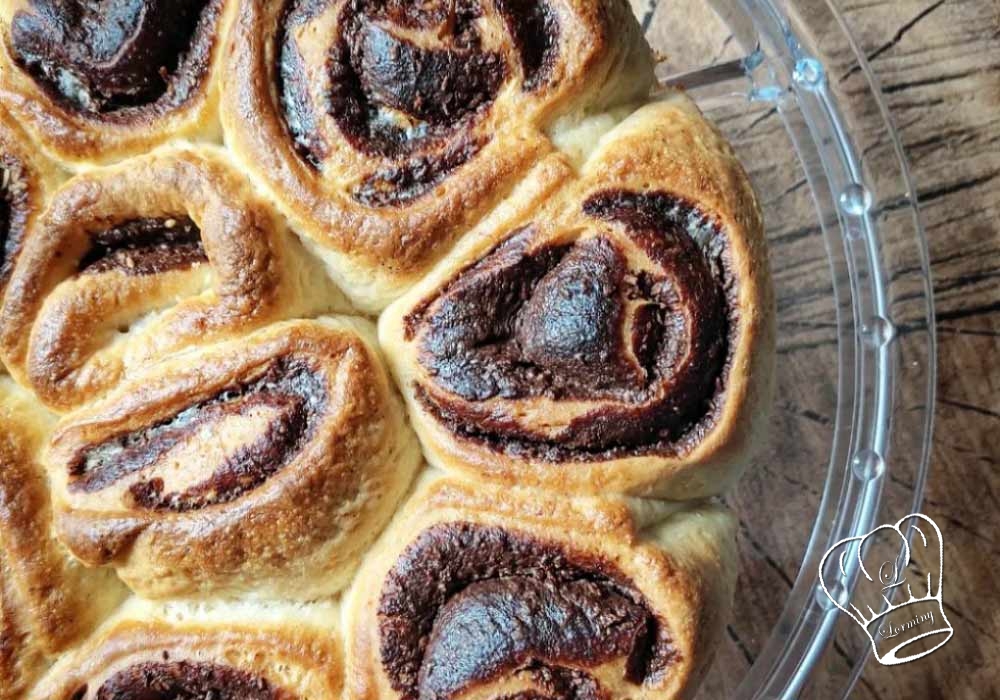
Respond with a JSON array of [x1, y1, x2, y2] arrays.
[[657, 1, 938, 697]]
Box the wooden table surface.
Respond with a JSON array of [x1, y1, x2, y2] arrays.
[[0, 0, 991, 697], [834, 4, 1000, 698], [640, 1, 999, 697], [838, 3, 1000, 696]]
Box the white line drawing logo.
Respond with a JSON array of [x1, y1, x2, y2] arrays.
[[818, 513, 953, 665]]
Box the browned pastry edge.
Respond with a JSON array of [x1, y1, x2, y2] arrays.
[[0, 6, 770, 700], [27, 600, 343, 700], [0, 378, 126, 699], [0, 145, 342, 411], [345, 475, 737, 700], [379, 93, 774, 498], [45, 317, 420, 600], [0, 0, 235, 166]]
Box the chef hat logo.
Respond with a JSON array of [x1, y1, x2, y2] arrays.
[[819, 513, 953, 665]]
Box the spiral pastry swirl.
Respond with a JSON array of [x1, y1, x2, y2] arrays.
[[0, 0, 234, 165], [27, 599, 343, 700], [222, 0, 655, 310], [0, 146, 345, 411], [380, 96, 774, 498], [345, 476, 736, 700], [0, 378, 126, 699], [44, 318, 421, 599]]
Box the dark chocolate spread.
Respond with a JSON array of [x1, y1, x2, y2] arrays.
[[78, 216, 207, 276], [276, 0, 558, 203], [90, 661, 282, 700], [352, 21, 504, 134], [494, 667, 606, 700], [353, 136, 486, 207], [10, 0, 220, 115], [0, 156, 29, 290], [409, 190, 736, 460], [0, 167, 12, 274], [67, 359, 326, 512], [378, 522, 676, 700], [495, 0, 559, 91]]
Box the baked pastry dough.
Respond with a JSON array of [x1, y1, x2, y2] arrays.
[[27, 598, 342, 700], [44, 318, 421, 599], [221, 0, 655, 311], [0, 109, 61, 315], [379, 94, 774, 498], [344, 475, 736, 700], [0, 377, 126, 700], [0, 0, 235, 167], [0, 4, 773, 696], [0, 146, 346, 411]]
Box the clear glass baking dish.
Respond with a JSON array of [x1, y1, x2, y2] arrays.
[[632, 0, 936, 697]]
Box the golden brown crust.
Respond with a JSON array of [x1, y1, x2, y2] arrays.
[[27, 599, 343, 700], [221, 0, 655, 311], [0, 0, 236, 168], [379, 93, 774, 498], [0, 378, 126, 700], [0, 108, 62, 304], [0, 145, 347, 411], [0, 5, 772, 693], [44, 318, 421, 599], [343, 475, 736, 700]]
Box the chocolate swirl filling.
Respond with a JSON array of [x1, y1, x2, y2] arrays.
[[495, 0, 559, 92], [10, 0, 220, 114], [276, 0, 558, 203], [378, 522, 676, 700], [352, 136, 486, 208], [80, 660, 284, 700], [0, 156, 29, 290], [410, 190, 735, 460], [67, 358, 326, 512], [78, 216, 207, 276]]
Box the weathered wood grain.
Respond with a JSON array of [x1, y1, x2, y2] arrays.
[[642, 1, 1000, 697], [841, 2, 1000, 697]]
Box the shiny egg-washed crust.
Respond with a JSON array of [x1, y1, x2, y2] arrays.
[[221, 0, 655, 311], [379, 93, 775, 498], [344, 475, 737, 700], [27, 599, 343, 700], [0, 145, 348, 412], [0, 378, 126, 700], [44, 318, 422, 600], [0, 0, 235, 168]]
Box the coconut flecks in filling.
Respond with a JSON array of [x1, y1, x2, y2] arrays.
[[77, 216, 207, 276], [91, 660, 284, 700], [276, 0, 558, 203], [495, 0, 559, 92], [378, 522, 675, 700], [10, 0, 219, 114], [67, 359, 327, 512]]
